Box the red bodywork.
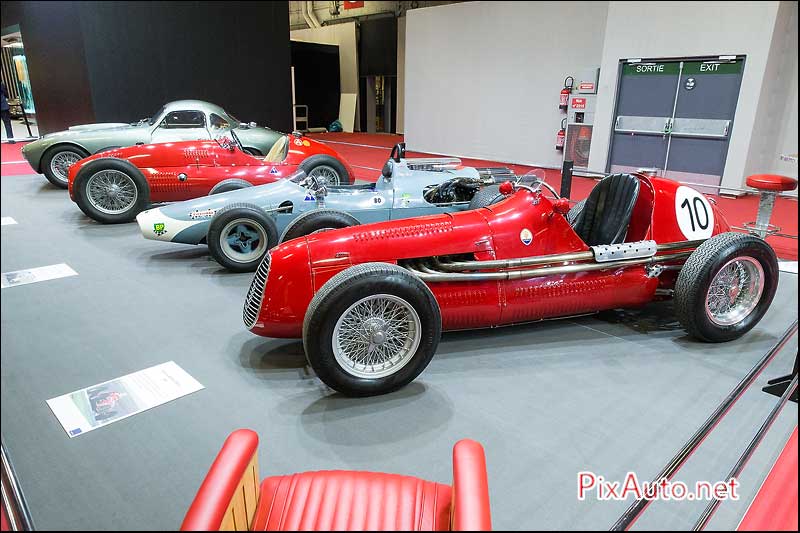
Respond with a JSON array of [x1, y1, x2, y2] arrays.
[[248, 173, 731, 339], [67, 134, 352, 202]]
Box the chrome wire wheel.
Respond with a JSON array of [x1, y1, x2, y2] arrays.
[[308, 164, 341, 186], [333, 294, 422, 379], [50, 151, 82, 183], [86, 170, 138, 215], [705, 256, 764, 326], [220, 218, 268, 264]]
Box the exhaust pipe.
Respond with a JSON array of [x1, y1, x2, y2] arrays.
[[434, 239, 705, 272], [405, 250, 695, 282]]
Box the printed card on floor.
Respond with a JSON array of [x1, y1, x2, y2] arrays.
[[1, 263, 77, 289], [46, 361, 204, 438], [1, 217, 17, 226]]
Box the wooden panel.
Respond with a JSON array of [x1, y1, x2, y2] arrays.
[[220, 453, 261, 531]]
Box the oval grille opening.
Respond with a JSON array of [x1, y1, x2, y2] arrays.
[[243, 252, 271, 329]]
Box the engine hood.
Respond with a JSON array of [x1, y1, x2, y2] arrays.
[[305, 207, 495, 267], [68, 122, 134, 131]]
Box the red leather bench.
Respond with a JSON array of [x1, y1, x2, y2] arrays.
[[181, 429, 492, 531], [744, 174, 798, 238]]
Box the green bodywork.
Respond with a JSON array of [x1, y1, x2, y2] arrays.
[[21, 100, 284, 172]]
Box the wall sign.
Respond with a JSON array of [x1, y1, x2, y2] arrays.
[[571, 98, 587, 110], [685, 77, 696, 90]]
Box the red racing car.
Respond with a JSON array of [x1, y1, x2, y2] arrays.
[[242, 172, 778, 396], [67, 130, 353, 223]]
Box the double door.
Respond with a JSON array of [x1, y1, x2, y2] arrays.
[[608, 57, 744, 189]]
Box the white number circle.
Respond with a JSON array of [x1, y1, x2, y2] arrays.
[[675, 186, 714, 239]]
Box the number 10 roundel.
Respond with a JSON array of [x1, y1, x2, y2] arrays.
[[674, 185, 715, 240]]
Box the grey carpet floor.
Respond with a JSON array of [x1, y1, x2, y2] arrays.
[[1, 172, 797, 530]]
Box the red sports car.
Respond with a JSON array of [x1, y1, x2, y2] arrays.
[[67, 131, 353, 223], [242, 172, 778, 396]]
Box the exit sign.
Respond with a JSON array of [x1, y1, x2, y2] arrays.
[[571, 98, 587, 110]]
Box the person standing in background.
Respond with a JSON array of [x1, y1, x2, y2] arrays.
[[1, 82, 15, 144]]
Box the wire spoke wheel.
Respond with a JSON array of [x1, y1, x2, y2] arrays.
[[307, 164, 340, 187], [86, 170, 138, 215], [333, 294, 422, 379], [220, 218, 268, 263], [50, 151, 82, 182], [705, 256, 764, 326]]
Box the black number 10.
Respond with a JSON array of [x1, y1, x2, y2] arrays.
[[681, 197, 710, 232]]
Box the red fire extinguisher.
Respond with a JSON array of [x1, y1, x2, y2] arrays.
[[556, 118, 567, 150], [559, 76, 574, 110]]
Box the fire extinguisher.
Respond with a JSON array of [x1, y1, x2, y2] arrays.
[[556, 118, 567, 150], [559, 76, 574, 110]]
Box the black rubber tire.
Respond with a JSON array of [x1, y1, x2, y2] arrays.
[[73, 158, 150, 223], [279, 209, 360, 243], [242, 147, 262, 156], [207, 203, 278, 272], [93, 146, 121, 154], [299, 154, 352, 186], [303, 262, 442, 397], [209, 179, 253, 195], [674, 232, 778, 343], [41, 145, 90, 188], [567, 199, 586, 226], [468, 184, 504, 210]]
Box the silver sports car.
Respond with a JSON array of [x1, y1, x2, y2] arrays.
[[21, 100, 284, 188], [136, 144, 513, 272]]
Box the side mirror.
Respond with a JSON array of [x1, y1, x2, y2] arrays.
[[552, 197, 571, 215], [389, 142, 405, 162], [382, 160, 394, 180]]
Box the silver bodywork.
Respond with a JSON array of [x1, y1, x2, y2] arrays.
[[21, 100, 283, 172], [136, 159, 495, 245]]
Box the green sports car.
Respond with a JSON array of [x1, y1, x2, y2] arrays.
[[21, 100, 284, 188]]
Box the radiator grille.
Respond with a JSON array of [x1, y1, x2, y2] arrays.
[[243, 252, 270, 329]]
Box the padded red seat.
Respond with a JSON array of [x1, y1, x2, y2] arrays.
[[745, 174, 798, 192], [181, 430, 491, 531], [252, 471, 452, 531]]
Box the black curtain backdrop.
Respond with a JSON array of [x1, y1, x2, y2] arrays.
[[1, 1, 293, 134], [291, 40, 340, 129]]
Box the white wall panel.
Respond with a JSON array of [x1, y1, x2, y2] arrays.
[[405, 1, 608, 167]]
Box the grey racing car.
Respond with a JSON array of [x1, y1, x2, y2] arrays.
[[21, 100, 284, 188], [136, 143, 513, 272]]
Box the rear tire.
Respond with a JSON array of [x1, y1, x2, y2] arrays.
[[299, 154, 352, 186], [279, 209, 360, 243], [209, 179, 253, 195], [42, 145, 89, 188], [303, 263, 441, 397], [207, 203, 278, 272], [674, 232, 778, 342], [73, 158, 149, 223], [468, 185, 504, 209]]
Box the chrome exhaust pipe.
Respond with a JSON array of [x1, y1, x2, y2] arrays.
[[406, 251, 693, 282], [434, 239, 705, 272]]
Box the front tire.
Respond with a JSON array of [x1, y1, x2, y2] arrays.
[[207, 203, 278, 272], [42, 145, 89, 188], [299, 154, 352, 186], [674, 232, 778, 342], [73, 159, 149, 223], [279, 209, 360, 243], [303, 263, 441, 396]]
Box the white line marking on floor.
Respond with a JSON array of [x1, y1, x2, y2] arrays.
[[1, 217, 17, 226], [1, 160, 29, 165], [1, 263, 78, 289], [312, 139, 398, 150], [779, 261, 798, 274]]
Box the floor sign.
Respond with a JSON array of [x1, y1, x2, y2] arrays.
[[1, 263, 77, 289]]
